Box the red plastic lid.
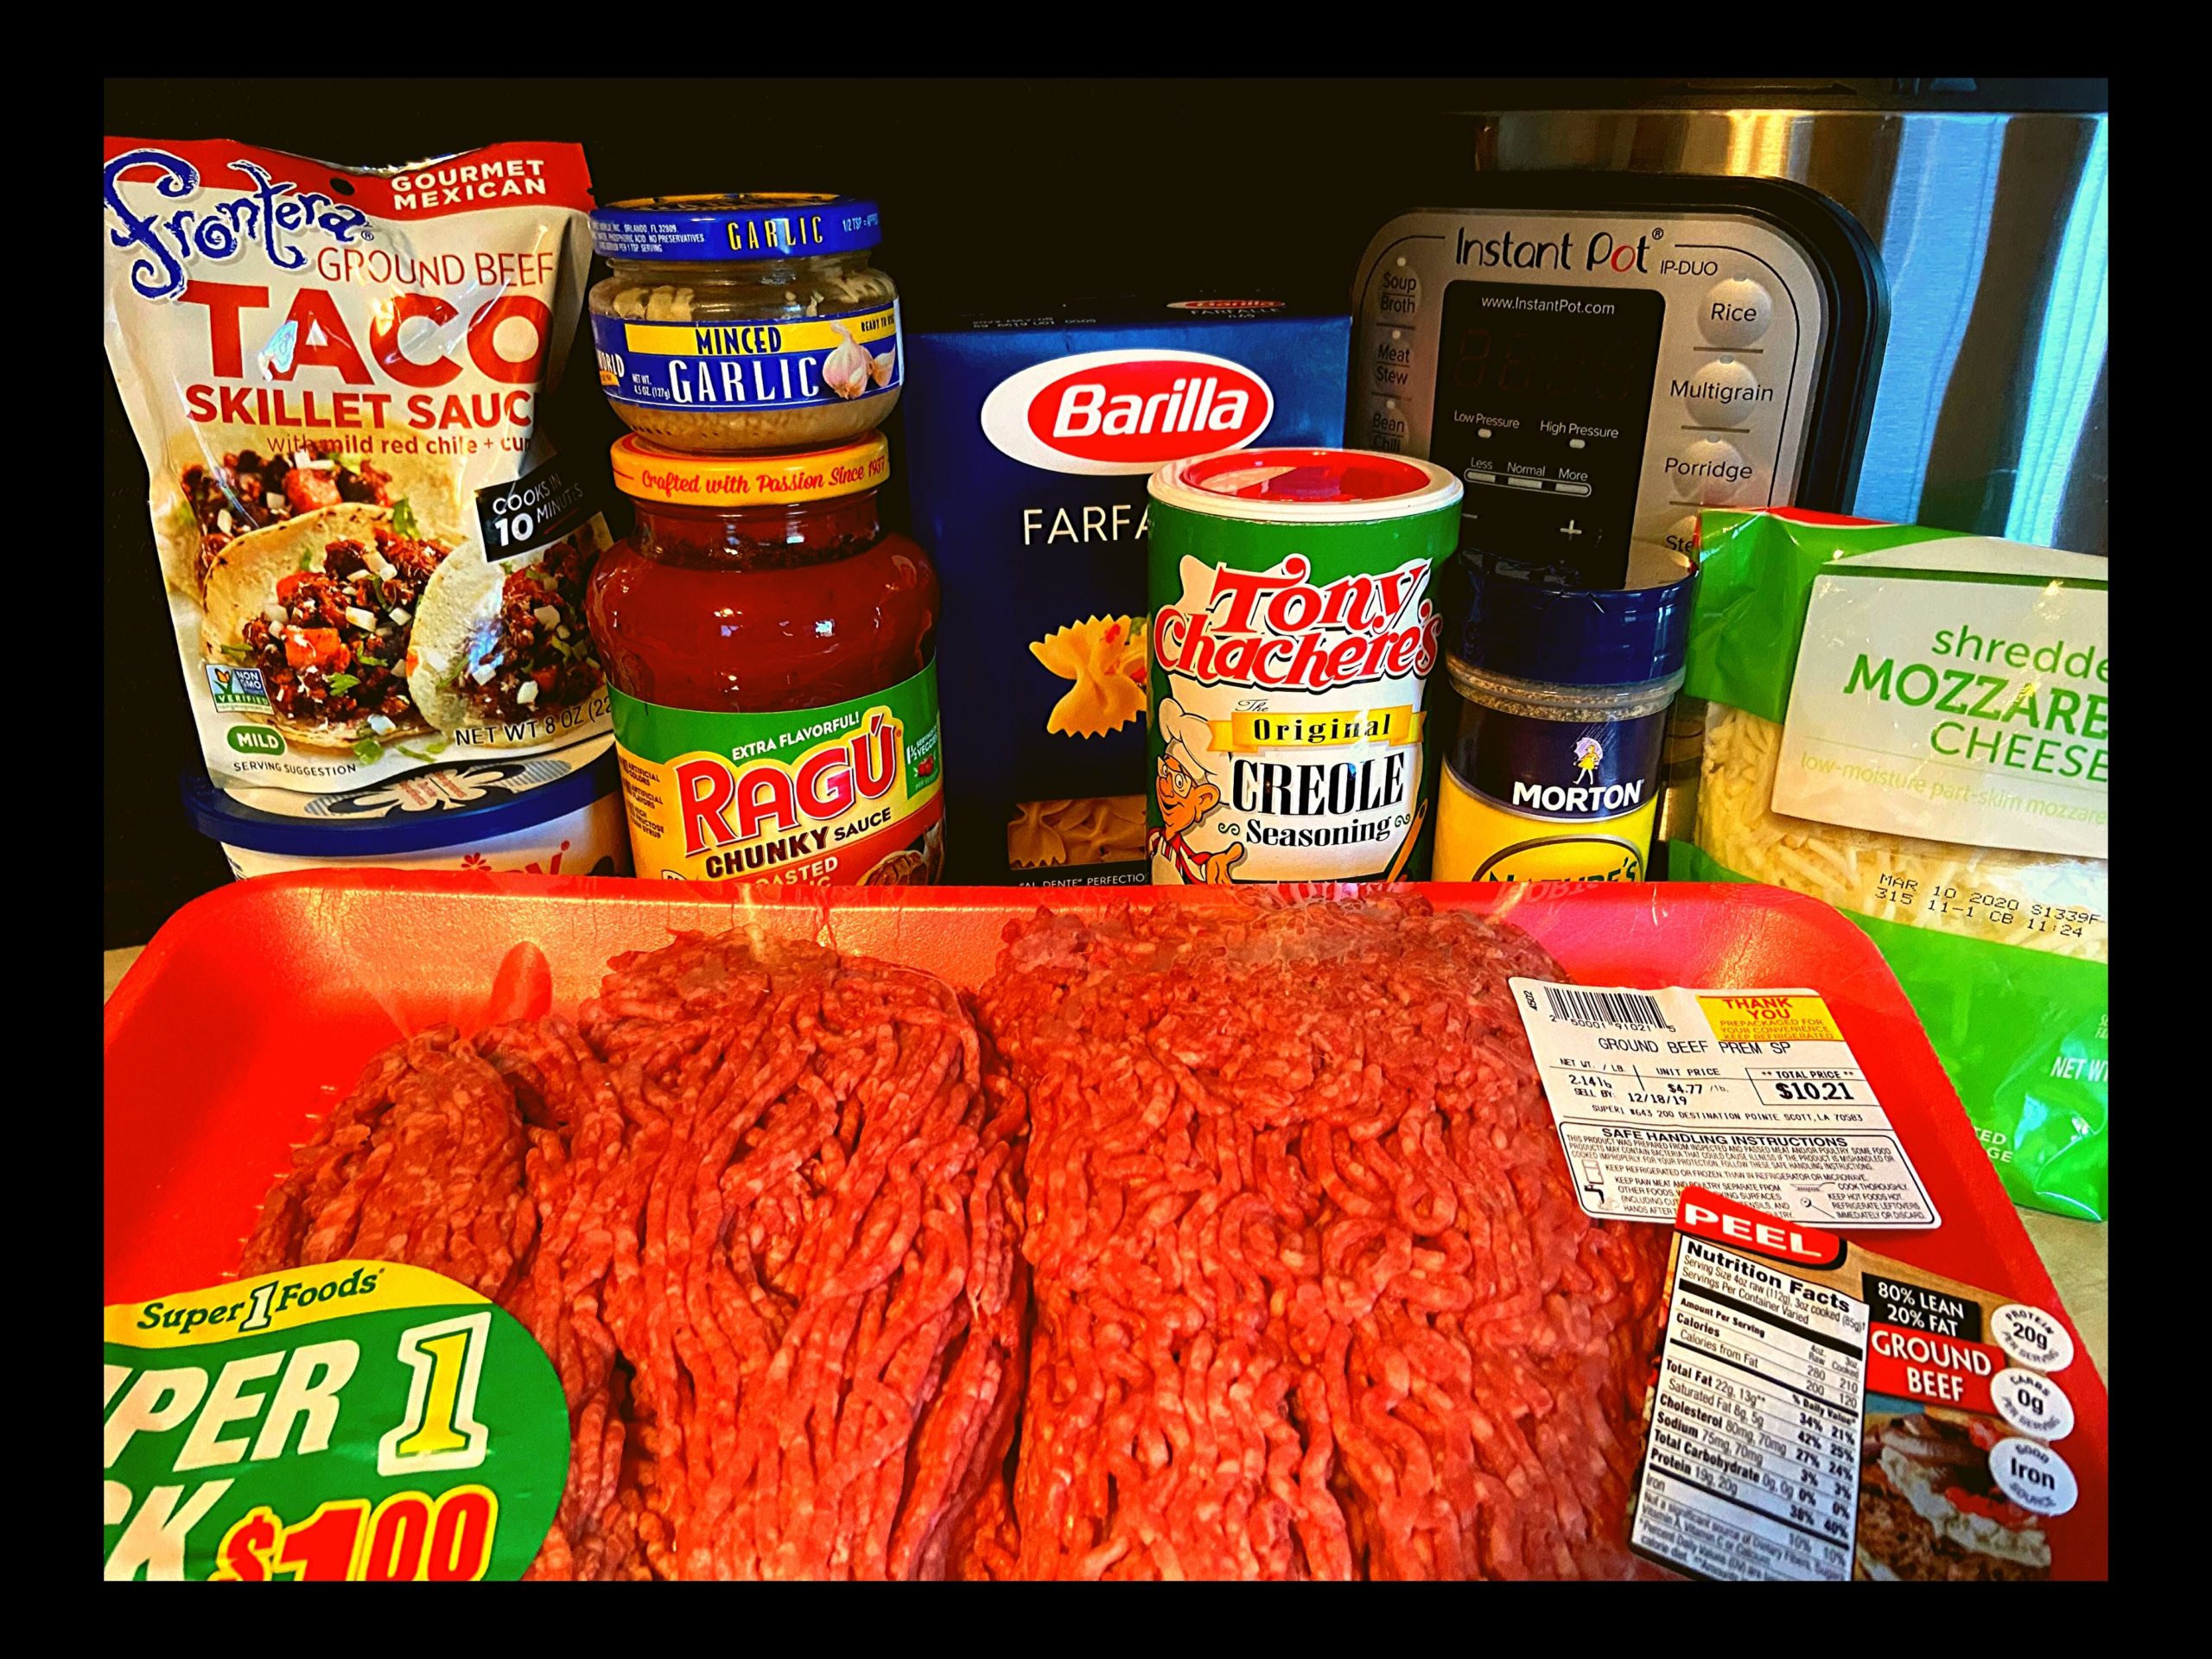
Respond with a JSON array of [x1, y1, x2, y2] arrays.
[[1152, 447, 1460, 524]]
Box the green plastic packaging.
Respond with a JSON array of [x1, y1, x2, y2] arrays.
[[1669, 510, 2108, 1220]]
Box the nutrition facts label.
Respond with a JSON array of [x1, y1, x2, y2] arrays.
[[1510, 982, 1939, 1229], [1632, 1233, 1869, 1581]]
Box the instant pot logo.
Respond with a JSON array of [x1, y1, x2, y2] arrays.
[[1455, 226, 1651, 274], [981, 350, 1274, 476], [104, 147, 372, 302]]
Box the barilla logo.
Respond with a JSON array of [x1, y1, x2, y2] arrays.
[[980, 349, 1274, 476], [105, 147, 372, 303]]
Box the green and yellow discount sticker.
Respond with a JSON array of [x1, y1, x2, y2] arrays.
[[103, 1261, 567, 1582]]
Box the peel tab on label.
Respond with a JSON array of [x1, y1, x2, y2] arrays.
[[1510, 979, 1937, 1229], [102, 1261, 568, 1582]]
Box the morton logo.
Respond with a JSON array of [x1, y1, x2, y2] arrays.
[[981, 349, 1274, 476]]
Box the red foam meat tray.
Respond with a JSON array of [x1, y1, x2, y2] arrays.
[[104, 871, 2107, 1579]]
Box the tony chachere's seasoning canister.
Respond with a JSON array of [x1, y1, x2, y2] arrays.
[[588, 194, 899, 454], [586, 433, 944, 886], [1432, 544, 1694, 882], [1145, 448, 1461, 885]]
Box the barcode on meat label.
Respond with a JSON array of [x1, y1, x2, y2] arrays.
[[1541, 986, 1670, 1031]]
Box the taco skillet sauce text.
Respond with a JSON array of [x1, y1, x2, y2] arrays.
[[588, 435, 945, 885]]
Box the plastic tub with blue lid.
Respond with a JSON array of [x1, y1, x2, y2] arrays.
[[183, 734, 631, 880]]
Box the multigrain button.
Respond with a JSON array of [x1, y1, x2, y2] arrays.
[[1682, 357, 1763, 421], [1700, 277, 1772, 346], [1666, 438, 1754, 505]]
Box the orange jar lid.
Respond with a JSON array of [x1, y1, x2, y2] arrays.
[[609, 431, 891, 507]]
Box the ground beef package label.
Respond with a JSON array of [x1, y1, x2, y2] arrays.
[[1630, 1189, 2105, 1582], [103, 138, 611, 794], [104, 1262, 569, 1581]]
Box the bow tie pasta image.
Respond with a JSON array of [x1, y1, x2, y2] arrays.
[[1007, 796, 1149, 869], [1030, 614, 1148, 737]]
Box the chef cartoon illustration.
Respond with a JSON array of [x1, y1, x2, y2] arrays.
[[1151, 697, 1246, 885]]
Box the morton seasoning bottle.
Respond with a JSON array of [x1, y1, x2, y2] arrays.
[[587, 433, 944, 885], [1430, 545, 1694, 882]]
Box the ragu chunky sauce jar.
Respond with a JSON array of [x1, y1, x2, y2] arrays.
[[588, 433, 945, 885]]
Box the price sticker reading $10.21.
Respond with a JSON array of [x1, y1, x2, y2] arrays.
[[104, 1261, 568, 1582], [1509, 982, 1940, 1230]]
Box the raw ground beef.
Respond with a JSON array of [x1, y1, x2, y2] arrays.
[[971, 893, 1672, 1580], [238, 1027, 536, 1302], [237, 896, 1669, 1581], [239, 931, 1023, 1581]]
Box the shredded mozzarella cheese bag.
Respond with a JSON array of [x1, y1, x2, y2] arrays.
[[1670, 510, 2108, 1219]]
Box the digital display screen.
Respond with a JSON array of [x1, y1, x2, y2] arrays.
[[1429, 279, 1666, 587], [1443, 302, 1656, 408]]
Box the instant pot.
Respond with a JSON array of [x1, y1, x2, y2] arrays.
[[1363, 79, 2107, 558]]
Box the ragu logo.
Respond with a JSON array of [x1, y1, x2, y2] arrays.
[[675, 713, 903, 860], [980, 349, 1274, 477], [1154, 553, 1438, 696]]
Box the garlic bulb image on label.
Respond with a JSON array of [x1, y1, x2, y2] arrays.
[[823, 327, 879, 401]]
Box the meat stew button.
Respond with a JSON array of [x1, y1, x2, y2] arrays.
[[1700, 276, 1772, 346]]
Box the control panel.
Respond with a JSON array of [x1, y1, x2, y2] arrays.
[[1352, 197, 1870, 589]]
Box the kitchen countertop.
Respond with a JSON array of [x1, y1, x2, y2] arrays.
[[102, 944, 2107, 1380]]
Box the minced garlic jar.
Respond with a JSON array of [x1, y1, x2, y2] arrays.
[[588, 194, 900, 454]]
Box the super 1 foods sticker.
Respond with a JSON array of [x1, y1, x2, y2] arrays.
[[104, 1262, 567, 1581]]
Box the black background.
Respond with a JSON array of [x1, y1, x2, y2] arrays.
[[103, 78, 2106, 947]]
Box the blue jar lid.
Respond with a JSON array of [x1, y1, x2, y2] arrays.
[[1446, 546, 1697, 687], [183, 740, 620, 858], [589, 194, 881, 262]]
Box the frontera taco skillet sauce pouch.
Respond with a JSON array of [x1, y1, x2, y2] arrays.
[[588, 434, 945, 885], [1145, 448, 1460, 884], [100, 137, 608, 791]]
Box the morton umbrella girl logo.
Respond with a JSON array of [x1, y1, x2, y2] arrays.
[[1573, 734, 1604, 781]]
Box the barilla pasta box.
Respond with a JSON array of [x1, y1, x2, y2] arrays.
[[903, 298, 1351, 884]]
